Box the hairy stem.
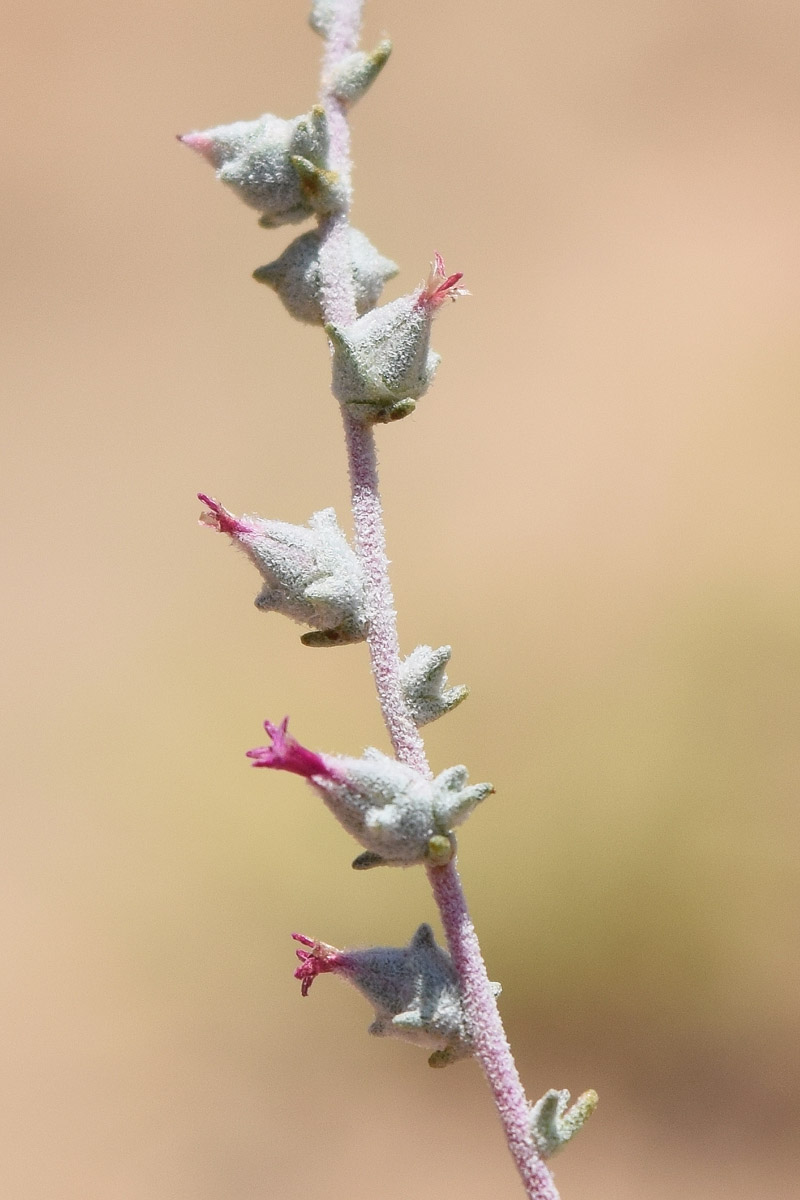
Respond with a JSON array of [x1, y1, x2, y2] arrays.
[[342, 413, 431, 772], [315, 4, 559, 1196], [429, 861, 560, 1199]]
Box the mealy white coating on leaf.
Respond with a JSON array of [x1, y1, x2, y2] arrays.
[[343, 924, 499, 1063], [326, 292, 440, 419], [190, 108, 331, 226], [308, 748, 493, 865], [253, 228, 398, 325], [529, 1088, 599, 1158], [327, 41, 392, 103], [399, 644, 469, 727], [241, 507, 367, 645]]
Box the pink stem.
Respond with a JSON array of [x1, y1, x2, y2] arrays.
[[342, 413, 431, 772], [316, 0, 428, 772], [315, 5, 559, 1196], [429, 861, 560, 1200]]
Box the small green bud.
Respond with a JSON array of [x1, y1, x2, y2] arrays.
[[400, 644, 468, 726], [426, 834, 455, 866], [529, 1088, 599, 1158], [328, 40, 392, 104]]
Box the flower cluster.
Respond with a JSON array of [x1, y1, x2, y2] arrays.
[[198, 494, 367, 647], [327, 253, 468, 422], [179, 97, 465, 425], [247, 717, 493, 868], [179, 105, 342, 227], [292, 924, 500, 1067]]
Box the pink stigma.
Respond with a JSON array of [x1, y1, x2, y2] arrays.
[[197, 493, 252, 536], [417, 251, 469, 311], [177, 132, 217, 164], [246, 717, 340, 781], [292, 934, 345, 997]]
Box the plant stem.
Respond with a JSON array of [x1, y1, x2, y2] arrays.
[[342, 412, 432, 773], [316, 5, 560, 1196], [315, 0, 430, 774], [429, 861, 560, 1200]]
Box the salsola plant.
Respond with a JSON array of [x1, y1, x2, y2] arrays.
[[180, 3, 597, 1195]]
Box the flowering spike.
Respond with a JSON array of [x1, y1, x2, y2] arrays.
[[529, 1088, 599, 1158], [253, 228, 397, 325], [178, 108, 332, 227], [327, 40, 392, 104], [399, 644, 469, 726], [248, 724, 493, 867], [198, 494, 367, 647], [290, 924, 501, 1065], [325, 254, 464, 423]]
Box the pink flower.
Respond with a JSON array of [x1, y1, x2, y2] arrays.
[[416, 252, 469, 311], [246, 717, 343, 782], [289, 925, 496, 1066], [197, 493, 368, 647], [197, 493, 255, 537], [292, 933, 347, 997], [325, 252, 468, 422], [246, 719, 493, 869]]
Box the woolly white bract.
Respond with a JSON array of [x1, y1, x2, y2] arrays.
[[326, 291, 441, 422], [317, 750, 492, 868], [254, 227, 398, 325], [294, 924, 502, 1067], [326, 40, 392, 104], [325, 254, 466, 422], [529, 1089, 599, 1158], [181, 107, 339, 227], [199, 496, 367, 647], [400, 644, 469, 727], [248, 720, 493, 868]]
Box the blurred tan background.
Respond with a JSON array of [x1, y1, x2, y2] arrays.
[[2, 0, 799, 1196]]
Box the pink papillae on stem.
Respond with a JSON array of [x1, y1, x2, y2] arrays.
[[246, 717, 343, 782], [197, 492, 254, 537], [417, 251, 469, 311], [292, 933, 347, 997]]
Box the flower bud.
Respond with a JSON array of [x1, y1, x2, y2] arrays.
[[198, 494, 366, 647], [529, 1088, 599, 1158], [400, 644, 468, 727], [327, 40, 392, 104], [253, 227, 398, 325], [325, 253, 468, 422], [178, 106, 337, 227], [247, 718, 493, 867], [292, 924, 500, 1067]]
